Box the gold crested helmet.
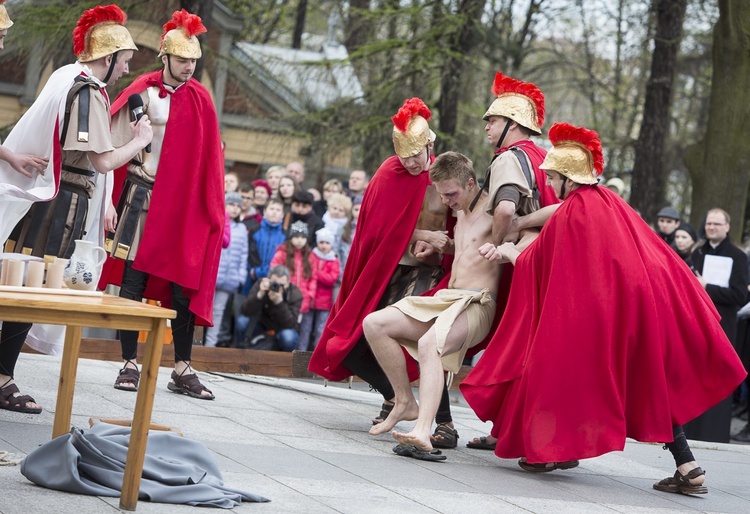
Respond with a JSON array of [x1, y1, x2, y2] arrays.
[[0, 0, 13, 31], [483, 72, 545, 135], [72, 4, 137, 63], [391, 97, 437, 159], [158, 9, 206, 59], [540, 122, 604, 185]]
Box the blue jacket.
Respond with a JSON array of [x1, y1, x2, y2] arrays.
[[243, 218, 286, 294], [216, 220, 249, 292]]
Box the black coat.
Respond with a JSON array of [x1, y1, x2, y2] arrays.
[[241, 280, 303, 333]]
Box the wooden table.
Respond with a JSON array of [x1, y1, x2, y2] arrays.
[[0, 290, 175, 511]]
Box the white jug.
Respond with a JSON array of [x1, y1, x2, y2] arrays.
[[63, 240, 107, 291]]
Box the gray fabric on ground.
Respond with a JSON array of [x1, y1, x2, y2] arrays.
[[20, 422, 269, 508]]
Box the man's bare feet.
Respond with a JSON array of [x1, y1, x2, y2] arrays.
[[369, 400, 418, 435], [393, 429, 432, 452]]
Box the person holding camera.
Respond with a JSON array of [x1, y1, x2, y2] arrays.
[[240, 265, 303, 351]]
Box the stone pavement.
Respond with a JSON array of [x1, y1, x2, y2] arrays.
[[0, 352, 749, 513]]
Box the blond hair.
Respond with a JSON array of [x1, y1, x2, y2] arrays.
[[327, 193, 352, 214]]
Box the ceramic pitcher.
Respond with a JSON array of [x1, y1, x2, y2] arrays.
[[63, 240, 107, 291]]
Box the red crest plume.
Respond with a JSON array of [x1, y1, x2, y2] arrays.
[[162, 9, 207, 39], [549, 122, 604, 175], [491, 72, 545, 129], [392, 97, 431, 133], [72, 4, 127, 57]]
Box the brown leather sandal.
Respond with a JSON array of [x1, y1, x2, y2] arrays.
[[518, 459, 579, 473], [167, 369, 215, 400], [372, 401, 394, 425], [431, 423, 459, 449], [113, 361, 140, 392], [0, 381, 42, 414], [653, 467, 707, 495]]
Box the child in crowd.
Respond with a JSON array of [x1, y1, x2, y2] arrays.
[[205, 192, 248, 347], [270, 221, 316, 321], [323, 193, 352, 254], [299, 228, 341, 351], [338, 194, 362, 276], [236, 198, 287, 345]]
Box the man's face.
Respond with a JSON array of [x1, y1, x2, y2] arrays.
[[657, 218, 680, 236], [349, 170, 367, 193], [225, 174, 238, 192], [107, 50, 134, 85], [264, 203, 284, 224], [291, 201, 312, 215], [287, 162, 305, 183], [240, 190, 254, 211], [434, 178, 472, 211], [254, 186, 269, 206], [0, 29, 7, 51], [485, 115, 510, 147], [398, 147, 430, 176], [545, 170, 567, 200], [705, 211, 730, 244], [268, 273, 289, 289], [162, 55, 196, 84]]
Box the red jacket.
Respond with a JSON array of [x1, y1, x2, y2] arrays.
[[270, 245, 316, 313], [310, 250, 340, 311]]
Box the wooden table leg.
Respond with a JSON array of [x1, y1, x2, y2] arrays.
[[53, 325, 83, 439], [119, 318, 165, 511]]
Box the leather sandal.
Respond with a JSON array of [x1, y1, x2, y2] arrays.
[[0, 380, 42, 414], [653, 467, 707, 495], [167, 369, 215, 400], [518, 458, 579, 473], [430, 423, 459, 449], [113, 361, 140, 392], [372, 401, 394, 425]]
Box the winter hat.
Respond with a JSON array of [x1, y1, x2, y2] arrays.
[[289, 221, 309, 239], [316, 228, 335, 245], [674, 223, 698, 244], [253, 179, 272, 197], [656, 206, 681, 221], [225, 191, 242, 205]]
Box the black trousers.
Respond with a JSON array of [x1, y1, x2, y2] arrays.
[[118, 261, 195, 364], [0, 322, 33, 379]]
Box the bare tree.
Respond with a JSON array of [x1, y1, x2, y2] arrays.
[[629, 0, 688, 221]]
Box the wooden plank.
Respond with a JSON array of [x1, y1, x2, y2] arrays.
[[23, 338, 474, 389]]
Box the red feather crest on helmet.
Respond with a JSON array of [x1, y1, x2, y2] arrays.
[[162, 9, 207, 40], [549, 122, 604, 175], [72, 4, 127, 57], [491, 72, 545, 129], [392, 98, 431, 133]]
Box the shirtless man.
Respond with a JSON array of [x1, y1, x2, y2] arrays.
[[364, 152, 500, 459]]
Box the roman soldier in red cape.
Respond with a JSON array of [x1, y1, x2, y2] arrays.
[[309, 98, 463, 433], [99, 9, 223, 400], [462, 123, 747, 494]]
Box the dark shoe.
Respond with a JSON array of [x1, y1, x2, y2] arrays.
[[393, 444, 447, 462], [518, 458, 579, 473], [430, 423, 459, 449], [731, 425, 750, 443], [653, 467, 707, 495], [466, 436, 496, 450], [372, 401, 394, 425], [167, 369, 215, 400], [0, 380, 42, 414], [732, 403, 748, 419], [113, 362, 140, 392]]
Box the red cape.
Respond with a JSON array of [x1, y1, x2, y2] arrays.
[[309, 156, 432, 381], [99, 71, 224, 326], [461, 186, 747, 463]]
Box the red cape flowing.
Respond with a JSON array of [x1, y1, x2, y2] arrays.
[[461, 186, 747, 463], [99, 71, 224, 326], [309, 156, 432, 381]]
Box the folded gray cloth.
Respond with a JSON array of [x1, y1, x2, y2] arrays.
[[20, 423, 269, 508]]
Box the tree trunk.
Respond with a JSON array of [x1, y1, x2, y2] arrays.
[[344, 0, 371, 55], [629, 0, 687, 222], [686, 0, 750, 240], [292, 0, 308, 49], [180, 0, 213, 80], [435, 0, 484, 153]]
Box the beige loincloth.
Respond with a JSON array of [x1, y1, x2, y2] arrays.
[[392, 288, 496, 373]]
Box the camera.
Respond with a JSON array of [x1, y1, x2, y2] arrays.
[[269, 281, 282, 292]]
